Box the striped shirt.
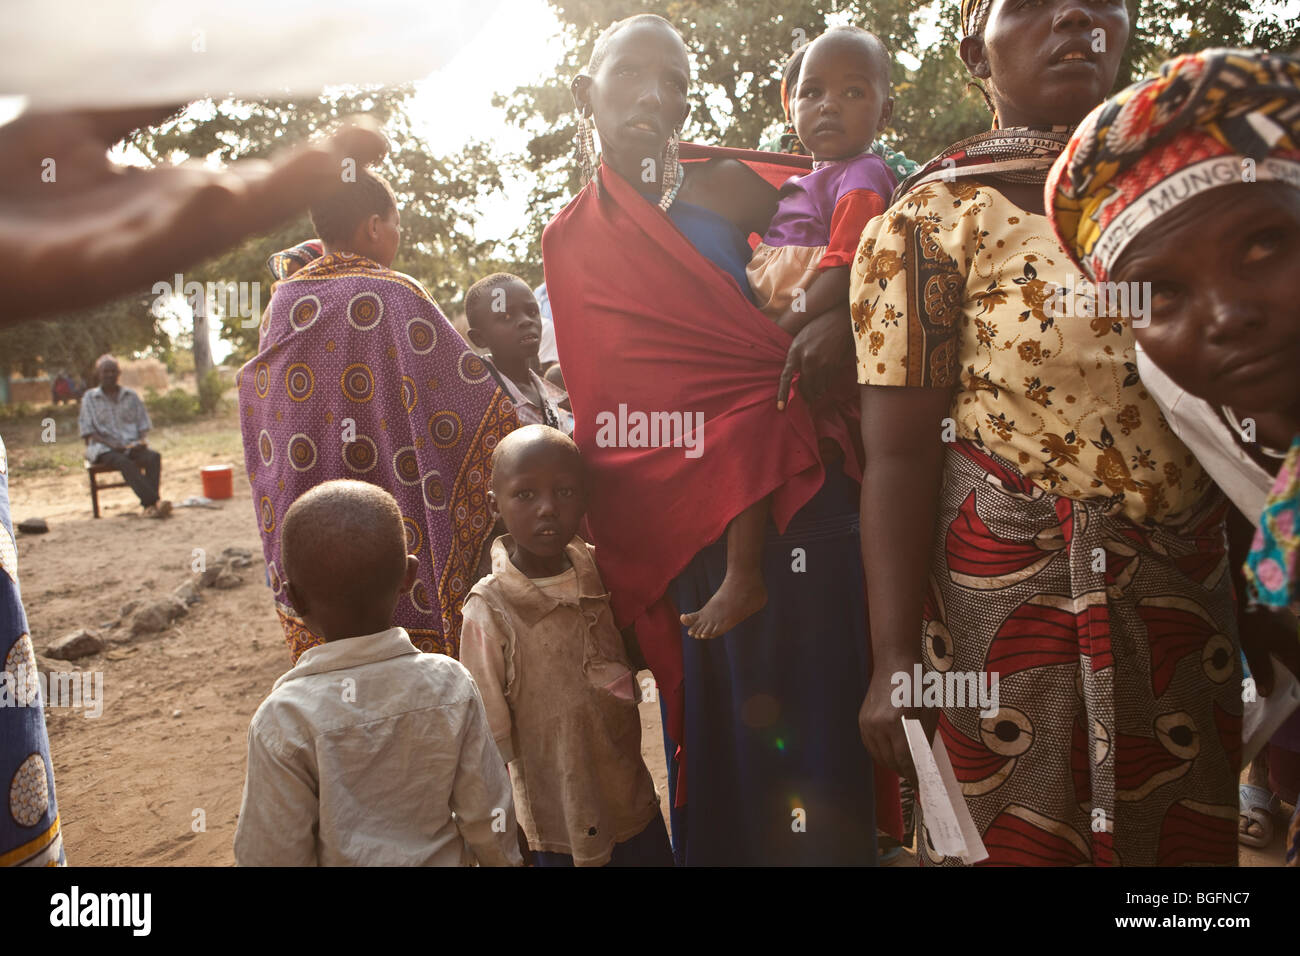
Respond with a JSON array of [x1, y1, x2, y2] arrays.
[[77, 386, 151, 461]]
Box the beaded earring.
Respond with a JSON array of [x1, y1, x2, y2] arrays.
[[575, 109, 597, 184], [659, 128, 684, 211]]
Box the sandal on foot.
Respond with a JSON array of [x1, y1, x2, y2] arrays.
[[1239, 783, 1280, 848]]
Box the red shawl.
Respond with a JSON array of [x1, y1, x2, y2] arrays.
[[543, 144, 900, 838]]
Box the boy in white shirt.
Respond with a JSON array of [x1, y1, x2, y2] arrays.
[[233, 479, 522, 866]]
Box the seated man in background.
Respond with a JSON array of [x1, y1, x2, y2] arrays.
[[78, 354, 171, 518]]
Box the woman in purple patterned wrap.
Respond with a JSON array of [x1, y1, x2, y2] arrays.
[[240, 168, 517, 662]]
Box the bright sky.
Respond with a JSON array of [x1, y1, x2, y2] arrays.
[[413, 0, 565, 150], [407, 0, 566, 250]]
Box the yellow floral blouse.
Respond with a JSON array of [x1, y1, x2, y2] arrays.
[[850, 181, 1210, 524]]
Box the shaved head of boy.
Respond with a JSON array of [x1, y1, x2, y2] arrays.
[[489, 425, 587, 579], [281, 480, 419, 643], [813, 25, 891, 87]]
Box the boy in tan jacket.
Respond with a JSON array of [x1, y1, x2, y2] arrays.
[[460, 425, 671, 866]]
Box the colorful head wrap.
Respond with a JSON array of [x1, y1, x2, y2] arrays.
[[1245, 437, 1300, 617], [1047, 48, 1300, 284], [961, 0, 994, 37], [266, 239, 324, 281]]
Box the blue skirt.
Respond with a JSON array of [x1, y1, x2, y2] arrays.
[[1, 437, 64, 867], [667, 469, 876, 865]]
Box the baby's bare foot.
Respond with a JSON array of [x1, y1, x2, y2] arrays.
[[679, 572, 768, 639]]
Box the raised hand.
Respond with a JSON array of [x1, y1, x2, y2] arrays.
[[0, 107, 387, 323]]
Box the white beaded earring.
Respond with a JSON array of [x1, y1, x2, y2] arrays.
[[575, 109, 597, 184], [659, 128, 683, 211]]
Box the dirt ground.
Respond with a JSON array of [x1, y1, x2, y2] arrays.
[[2, 402, 1290, 866]]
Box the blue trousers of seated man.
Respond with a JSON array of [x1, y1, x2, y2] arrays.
[[95, 446, 162, 508]]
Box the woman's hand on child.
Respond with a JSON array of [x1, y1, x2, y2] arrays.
[[776, 307, 856, 410]]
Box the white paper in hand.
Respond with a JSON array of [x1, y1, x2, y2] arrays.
[[902, 716, 988, 864], [1, 0, 500, 108]]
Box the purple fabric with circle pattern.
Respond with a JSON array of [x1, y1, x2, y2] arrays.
[[240, 253, 517, 661]]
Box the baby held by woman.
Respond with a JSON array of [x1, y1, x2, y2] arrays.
[[681, 26, 897, 637]]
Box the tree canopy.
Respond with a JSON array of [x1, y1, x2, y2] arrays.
[[0, 293, 165, 383]]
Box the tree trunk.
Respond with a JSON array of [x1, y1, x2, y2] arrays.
[[192, 288, 221, 413], [192, 290, 214, 382]]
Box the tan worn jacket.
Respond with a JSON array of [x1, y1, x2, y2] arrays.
[[460, 535, 661, 865]]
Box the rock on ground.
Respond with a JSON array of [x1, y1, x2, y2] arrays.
[[173, 580, 201, 606], [46, 629, 104, 660], [130, 598, 188, 636], [221, 546, 254, 569]]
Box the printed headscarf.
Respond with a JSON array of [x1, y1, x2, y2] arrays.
[[266, 239, 324, 281], [1047, 48, 1300, 284], [961, 0, 994, 37]]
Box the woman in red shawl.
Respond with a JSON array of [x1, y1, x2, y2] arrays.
[[543, 14, 891, 865]]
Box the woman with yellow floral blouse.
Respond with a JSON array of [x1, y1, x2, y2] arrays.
[[850, 0, 1238, 866]]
